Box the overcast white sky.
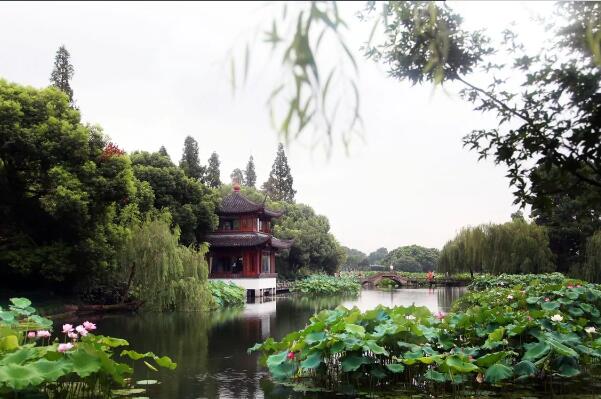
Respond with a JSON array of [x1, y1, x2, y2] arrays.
[[0, 1, 554, 254]]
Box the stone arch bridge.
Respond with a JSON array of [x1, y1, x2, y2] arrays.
[[360, 272, 408, 287]]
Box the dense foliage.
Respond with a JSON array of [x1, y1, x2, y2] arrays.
[[367, 248, 388, 265], [209, 280, 246, 308], [251, 273, 601, 394], [341, 247, 369, 270], [438, 219, 555, 276], [119, 215, 213, 311], [290, 274, 360, 296], [130, 151, 218, 246], [0, 298, 175, 397], [0, 80, 135, 288], [382, 245, 439, 272]]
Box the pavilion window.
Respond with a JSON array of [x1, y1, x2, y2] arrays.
[[219, 218, 240, 231], [257, 218, 262, 232], [214, 255, 243, 273], [261, 251, 270, 273]]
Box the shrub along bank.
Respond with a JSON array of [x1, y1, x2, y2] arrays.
[[209, 281, 246, 307], [290, 275, 361, 296], [250, 273, 601, 394]]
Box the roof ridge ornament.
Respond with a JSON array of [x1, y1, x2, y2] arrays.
[[233, 182, 241, 192]]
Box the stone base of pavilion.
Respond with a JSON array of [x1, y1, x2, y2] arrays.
[[210, 277, 276, 297]]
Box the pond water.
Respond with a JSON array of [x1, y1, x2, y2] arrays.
[[91, 287, 464, 399]]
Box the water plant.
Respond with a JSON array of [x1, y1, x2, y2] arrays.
[[0, 297, 176, 397], [290, 274, 361, 296], [209, 280, 246, 307], [250, 274, 601, 394]]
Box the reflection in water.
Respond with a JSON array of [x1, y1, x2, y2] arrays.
[[96, 287, 465, 399]]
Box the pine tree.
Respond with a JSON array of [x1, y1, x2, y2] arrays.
[[230, 168, 245, 185], [262, 143, 296, 202], [158, 146, 170, 158], [205, 152, 221, 188], [50, 45, 75, 104], [244, 155, 257, 188], [179, 136, 205, 181]]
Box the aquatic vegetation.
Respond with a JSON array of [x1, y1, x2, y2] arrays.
[[290, 274, 361, 296], [209, 280, 246, 307], [250, 274, 601, 393], [468, 272, 582, 291], [0, 297, 176, 397]]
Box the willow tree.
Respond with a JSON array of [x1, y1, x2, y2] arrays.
[[120, 215, 213, 311], [438, 227, 486, 277], [439, 220, 555, 276], [582, 231, 601, 283]]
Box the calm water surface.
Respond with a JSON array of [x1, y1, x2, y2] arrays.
[[92, 288, 464, 399]]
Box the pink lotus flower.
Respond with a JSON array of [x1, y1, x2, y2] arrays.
[[36, 330, 51, 338], [544, 298, 550, 302], [577, 285, 582, 288], [287, 352, 295, 360], [62, 324, 74, 334], [567, 285, 574, 289], [434, 311, 446, 320], [27, 331, 36, 339], [83, 321, 96, 331], [75, 325, 88, 336], [57, 343, 74, 353], [68, 332, 78, 340]]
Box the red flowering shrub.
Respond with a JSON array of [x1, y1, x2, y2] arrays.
[[100, 142, 125, 160]]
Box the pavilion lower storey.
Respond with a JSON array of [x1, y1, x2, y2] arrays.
[[208, 247, 277, 296], [210, 277, 276, 297]]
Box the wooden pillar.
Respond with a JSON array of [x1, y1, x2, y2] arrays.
[[270, 252, 276, 274]]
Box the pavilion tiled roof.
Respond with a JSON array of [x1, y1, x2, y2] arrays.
[[218, 190, 284, 217], [271, 237, 294, 249], [206, 232, 293, 249]]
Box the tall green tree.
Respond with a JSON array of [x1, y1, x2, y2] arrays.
[[230, 168, 244, 185], [273, 202, 345, 276], [49, 45, 75, 105], [130, 151, 218, 245], [244, 155, 257, 188], [341, 247, 368, 271], [179, 136, 205, 181], [158, 145, 170, 159], [367, 248, 388, 265], [262, 143, 296, 202], [383, 245, 440, 272], [0, 79, 135, 287], [205, 151, 221, 188]]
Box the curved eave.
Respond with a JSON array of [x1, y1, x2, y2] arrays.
[[271, 237, 294, 249]]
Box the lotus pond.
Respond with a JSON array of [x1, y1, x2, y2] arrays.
[[15, 284, 601, 398]]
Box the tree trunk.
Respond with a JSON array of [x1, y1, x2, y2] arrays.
[[122, 262, 136, 304]]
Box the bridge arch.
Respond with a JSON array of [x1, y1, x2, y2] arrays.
[[360, 272, 408, 288]]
